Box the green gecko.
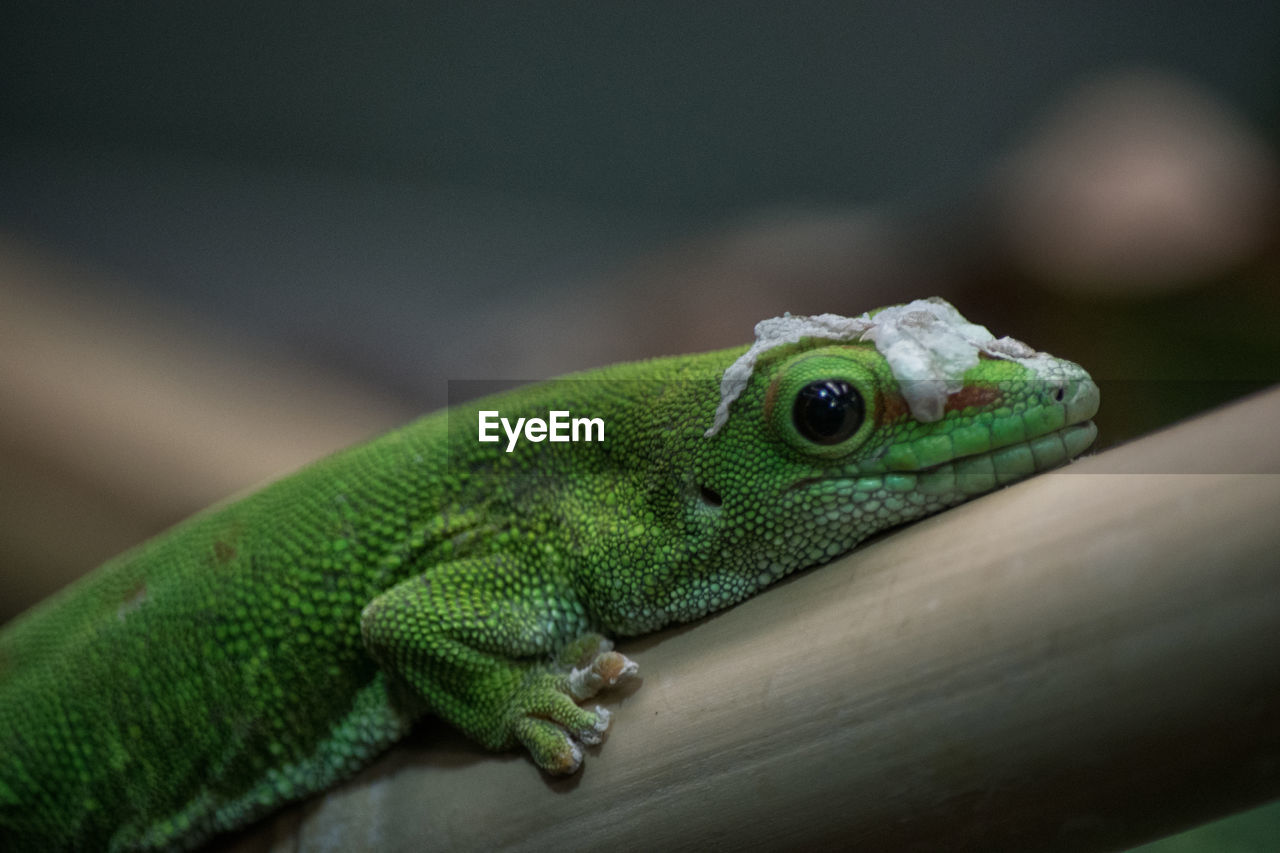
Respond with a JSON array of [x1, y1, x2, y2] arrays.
[[0, 298, 1099, 850]]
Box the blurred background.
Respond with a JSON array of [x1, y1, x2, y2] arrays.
[[1, 4, 1278, 847]]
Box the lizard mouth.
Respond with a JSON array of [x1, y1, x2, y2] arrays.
[[785, 419, 1096, 496], [905, 375, 1101, 486], [911, 418, 1097, 493]]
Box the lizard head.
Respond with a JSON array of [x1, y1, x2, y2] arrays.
[[633, 299, 1099, 628]]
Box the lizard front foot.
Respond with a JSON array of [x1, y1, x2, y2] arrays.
[[362, 573, 640, 776], [512, 635, 639, 775]]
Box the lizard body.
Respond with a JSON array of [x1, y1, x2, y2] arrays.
[[0, 299, 1099, 850]]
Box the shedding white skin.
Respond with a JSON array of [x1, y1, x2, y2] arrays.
[[706, 297, 1056, 437]]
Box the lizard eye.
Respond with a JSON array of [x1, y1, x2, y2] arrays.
[[767, 349, 877, 458], [793, 379, 865, 445]]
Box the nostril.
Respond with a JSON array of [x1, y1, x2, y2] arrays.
[[699, 485, 723, 507], [1054, 387, 1065, 402]]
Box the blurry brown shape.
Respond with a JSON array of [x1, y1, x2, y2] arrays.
[[996, 70, 1279, 294], [0, 237, 415, 622]]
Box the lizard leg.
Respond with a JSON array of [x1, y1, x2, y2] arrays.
[[360, 561, 637, 774]]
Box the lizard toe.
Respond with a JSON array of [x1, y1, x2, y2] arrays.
[[567, 650, 639, 699], [513, 716, 584, 775], [508, 678, 613, 774]]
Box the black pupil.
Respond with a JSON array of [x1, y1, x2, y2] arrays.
[[793, 379, 865, 445]]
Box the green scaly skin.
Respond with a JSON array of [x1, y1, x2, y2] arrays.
[[0, 315, 1099, 850]]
